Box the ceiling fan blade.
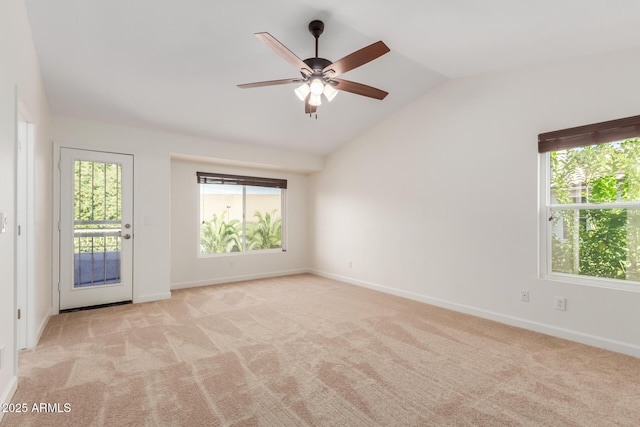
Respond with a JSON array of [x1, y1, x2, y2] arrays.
[[323, 41, 390, 77], [304, 94, 317, 114], [237, 78, 302, 89], [331, 78, 388, 100], [255, 32, 312, 74]]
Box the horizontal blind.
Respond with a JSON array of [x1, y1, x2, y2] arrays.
[[197, 172, 287, 189], [538, 115, 640, 153]]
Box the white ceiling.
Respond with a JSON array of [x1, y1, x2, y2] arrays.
[[24, 0, 640, 156]]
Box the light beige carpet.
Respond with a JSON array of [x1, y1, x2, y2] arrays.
[[3, 274, 639, 426]]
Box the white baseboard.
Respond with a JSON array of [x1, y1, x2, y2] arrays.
[[171, 268, 310, 290], [310, 269, 640, 358], [134, 292, 172, 304], [0, 376, 18, 423]]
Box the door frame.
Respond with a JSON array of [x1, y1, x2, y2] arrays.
[[14, 98, 38, 351], [16, 104, 35, 349], [52, 143, 135, 313]]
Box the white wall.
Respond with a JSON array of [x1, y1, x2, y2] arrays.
[[51, 116, 322, 304], [171, 158, 310, 288], [309, 47, 640, 357], [0, 0, 51, 415]]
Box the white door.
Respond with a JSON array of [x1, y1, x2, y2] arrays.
[[59, 148, 134, 310]]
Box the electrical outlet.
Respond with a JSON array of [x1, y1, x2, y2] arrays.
[[520, 290, 530, 302], [554, 296, 566, 311]]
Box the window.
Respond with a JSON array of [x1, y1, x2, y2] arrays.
[[539, 115, 640, 286], [197, 172, 286, 255]]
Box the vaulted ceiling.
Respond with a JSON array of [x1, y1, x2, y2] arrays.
[[24, 0, 640, 155]]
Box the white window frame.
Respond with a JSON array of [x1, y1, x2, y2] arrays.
[[539, 151, 640, 292], [198, 182, 287, 258]]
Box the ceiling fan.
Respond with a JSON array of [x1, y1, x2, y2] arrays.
[[237, 20, 390, 116]]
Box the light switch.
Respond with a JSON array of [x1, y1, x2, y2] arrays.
[[0, 212, 7, 234]]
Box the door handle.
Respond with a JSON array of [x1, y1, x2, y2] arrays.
[[123, 234, 131, 240]]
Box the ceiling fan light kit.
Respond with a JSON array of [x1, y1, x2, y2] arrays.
[[238, 20, 390, 117]]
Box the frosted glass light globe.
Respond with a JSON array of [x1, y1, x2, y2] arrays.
[[323, 84, 338, 102], [309, 94, 322, 106], [309, 78, 324, 96], [294, 83, 310, 101]]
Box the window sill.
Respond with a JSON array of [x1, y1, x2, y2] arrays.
[[543, 272, 640, 293], [197, 248, 285, 259]]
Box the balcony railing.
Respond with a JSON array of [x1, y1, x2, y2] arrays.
[[73, 222, 121, 287]]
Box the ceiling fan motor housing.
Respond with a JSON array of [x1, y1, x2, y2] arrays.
[[303, 57, 332, 75]]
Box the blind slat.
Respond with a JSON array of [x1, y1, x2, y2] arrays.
[[197, 172, 287, 189], [538, 115, 640, 153]]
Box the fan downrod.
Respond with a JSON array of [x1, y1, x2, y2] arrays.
[[308, 20, 324, 58]]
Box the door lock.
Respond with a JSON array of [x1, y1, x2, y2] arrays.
[[122, 224, 132, 239]]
